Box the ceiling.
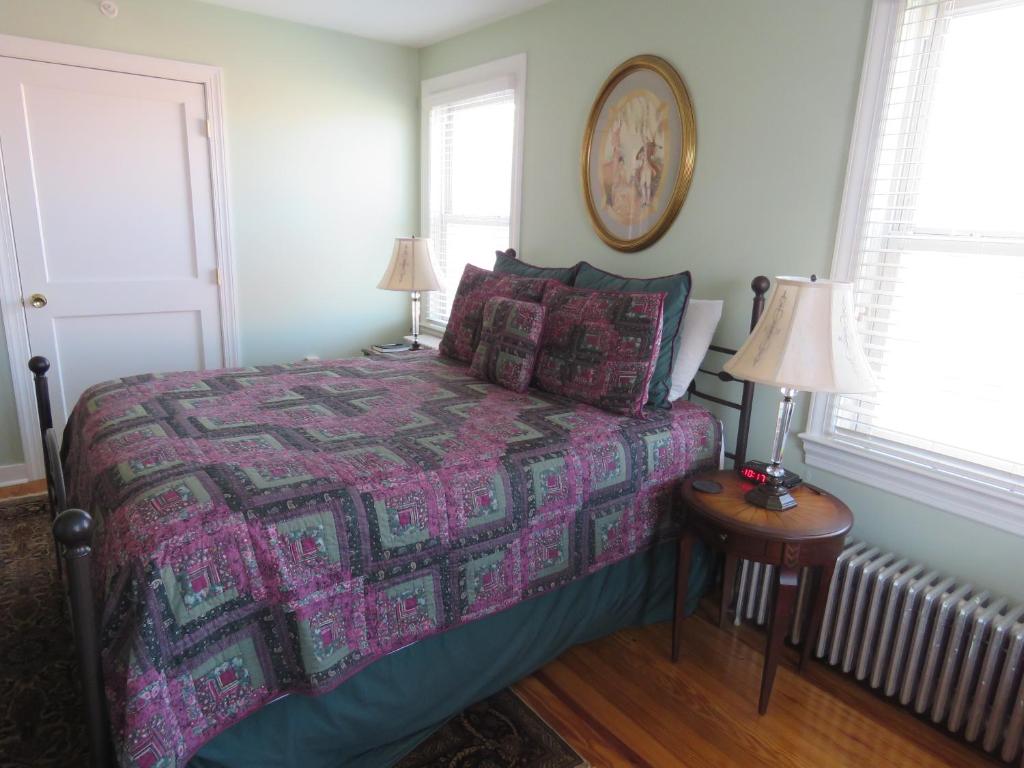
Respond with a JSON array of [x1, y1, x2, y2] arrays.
[[197, 0, 553, 47]]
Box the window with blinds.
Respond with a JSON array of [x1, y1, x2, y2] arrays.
[[819, 0, 1024, 492], [424, 81, 518, 325]]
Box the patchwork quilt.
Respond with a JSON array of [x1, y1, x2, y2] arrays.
[[62, 352, 720, 767]]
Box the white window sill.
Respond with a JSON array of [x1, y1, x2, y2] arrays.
[[420, 319, 447, 334], [800, 432, 1024, 537], [404, 332, 442, 350]]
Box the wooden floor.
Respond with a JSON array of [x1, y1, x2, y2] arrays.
[[514, 601, 998, 767], [0, 479, 45, 501]]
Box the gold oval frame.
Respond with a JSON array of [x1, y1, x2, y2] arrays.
[[581, 55, 696, 253]]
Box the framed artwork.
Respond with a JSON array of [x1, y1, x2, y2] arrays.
[[581, 55, 696, 252]]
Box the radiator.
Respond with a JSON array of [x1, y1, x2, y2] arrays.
[[730, 541, 1024, 765]]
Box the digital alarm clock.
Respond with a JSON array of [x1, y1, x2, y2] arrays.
[[739, 461, 802, 489]]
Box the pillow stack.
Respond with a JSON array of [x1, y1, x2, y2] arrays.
[[437, 253, 716, 418]]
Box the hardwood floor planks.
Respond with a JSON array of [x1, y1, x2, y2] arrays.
[[515, 675, 639, 766], [514, 603, 998, 767], [534, 662, 683, 766], [579, 631, 815, 767], [0, 480, 45, 501]]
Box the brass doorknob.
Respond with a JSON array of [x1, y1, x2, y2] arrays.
[[29, 293, 47, 309]]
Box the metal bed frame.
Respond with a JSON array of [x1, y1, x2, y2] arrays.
[[32, 265, 769, 768]]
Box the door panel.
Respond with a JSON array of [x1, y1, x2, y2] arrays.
[[54, 311, 205, 417], [24, 82, 200, 282], [0, 57, 224, 432]]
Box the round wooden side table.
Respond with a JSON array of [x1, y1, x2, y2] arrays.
[[672, 469, 853, 714]]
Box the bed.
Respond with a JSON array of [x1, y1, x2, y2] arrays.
[[36, 273, 768, 768]]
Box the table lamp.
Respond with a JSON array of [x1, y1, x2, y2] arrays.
[[723, 276, 877, 511], [378, 237, 441, 350]]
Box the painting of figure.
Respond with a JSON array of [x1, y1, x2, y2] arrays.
[[599, 92, 667, 227], [583, 56, 696, 252]]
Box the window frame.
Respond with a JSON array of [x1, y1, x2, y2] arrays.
[[419, 54, 527, 333], [799, 0, 1024, 536]]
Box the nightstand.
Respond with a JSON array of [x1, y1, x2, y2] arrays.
[[672, 469, 853, 714], [362, 334, 442, 357]]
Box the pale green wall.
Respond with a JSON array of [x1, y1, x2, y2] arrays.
[[420, 0, 1024, 601], [0, 0, 419, 465], [0, 312, 19, 463]]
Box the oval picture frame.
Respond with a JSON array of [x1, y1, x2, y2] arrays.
[[581, 55, 696, 252]]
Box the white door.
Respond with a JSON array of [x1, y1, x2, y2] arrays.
[[0, 57, 225, 432]]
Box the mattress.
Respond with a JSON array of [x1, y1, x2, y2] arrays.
[[62, 351, 720, 767]]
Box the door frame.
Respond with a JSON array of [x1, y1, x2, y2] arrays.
[[0, 34, 240, 481]]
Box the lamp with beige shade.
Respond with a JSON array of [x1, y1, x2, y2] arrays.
[[723, 276, 877, 511], [377, 237, 441, 350]]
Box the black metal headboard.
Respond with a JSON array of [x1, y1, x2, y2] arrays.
[[687, 276, 770, 467], [497, 249, 768, 469]]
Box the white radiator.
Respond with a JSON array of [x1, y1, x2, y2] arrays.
[[731, 540, 1024, 765]]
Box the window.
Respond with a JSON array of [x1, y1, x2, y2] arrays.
[[421, 55, 525, 327], [802, 0, 1024, 533]]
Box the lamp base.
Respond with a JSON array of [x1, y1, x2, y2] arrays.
[[744, 483, 797, 511]]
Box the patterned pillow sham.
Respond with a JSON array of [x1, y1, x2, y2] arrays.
[[573, 261, 692, 410], [469, 297, 546, 393], [535, 282, 666, 417], [439, 264, 550, 362]]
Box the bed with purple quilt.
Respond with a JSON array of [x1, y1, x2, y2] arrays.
[[60, 350, 723, 767]]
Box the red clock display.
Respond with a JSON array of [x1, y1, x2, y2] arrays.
[[738, 461, 802, 489], [740, 466, 770, 484]]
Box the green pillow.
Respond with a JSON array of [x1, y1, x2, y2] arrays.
[[493, 250, 580, 284], [572, 261, 692, 410]]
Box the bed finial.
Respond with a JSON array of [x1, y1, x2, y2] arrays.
[[53, 507, 93, 553], [751, 275, 770, 296], [29, 355, 50, 376], [28, 354, 55, 448], [28, 355, 55, 451]]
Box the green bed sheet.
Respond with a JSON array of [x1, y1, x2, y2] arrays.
[[190, 538, 711, 768]]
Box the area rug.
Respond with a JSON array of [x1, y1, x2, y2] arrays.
[[0, 496, 586, 768], [396, 688, 585, 768]]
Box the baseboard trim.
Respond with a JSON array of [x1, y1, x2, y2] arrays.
[[0, 463, 28, 488]]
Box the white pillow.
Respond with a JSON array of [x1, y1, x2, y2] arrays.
[[669, 299, 724, 401]]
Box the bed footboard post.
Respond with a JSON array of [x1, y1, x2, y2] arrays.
[[53, 508, 110, 768], [29, 354, 67, 577], [28, 356, 54, 435], [30, 356, 65, 576], [733, 276, 770, 468]]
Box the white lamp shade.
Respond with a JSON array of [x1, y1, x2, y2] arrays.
[[378, 237, 441, 292], [723, 276, 878, 394]]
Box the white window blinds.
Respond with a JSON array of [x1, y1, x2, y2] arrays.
[[829, 0, 1024, 484], [425, 87, 516, 325]]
